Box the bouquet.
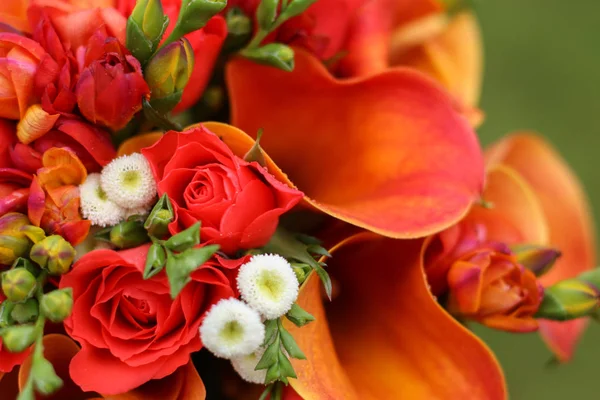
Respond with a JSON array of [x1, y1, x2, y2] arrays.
[[0, 0, 596, 399]]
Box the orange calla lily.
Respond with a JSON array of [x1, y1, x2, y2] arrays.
[[338, 1, 482, 116], [285, 233, 506, 399], [484, 133, 596, 361], [0, 334, 206, 400], [226, 49, 484, 240]]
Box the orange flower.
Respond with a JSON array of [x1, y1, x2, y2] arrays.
[[0, 33, 46, 119], [285, 234, 506, 399], [27, 147, 90, 246], [337, 1, 482, 123], [226, 49, 485, 239], [424, 134, 595, 359], [483, 133, 596, 361], [0, 334, 206, 400]]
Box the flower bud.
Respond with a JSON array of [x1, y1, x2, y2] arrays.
[[536, 279, 600, 321], [0, 301, 16, 328], [256, 0, 279, 31], [0, 213, 45, 265], [240, 43, 295, 72], [225, 7, 252, 50], [127, 0, 169, 64], [144, 194, 174, 238], [0, 324, 37, 352], [40, 288, 73, 323], [164, 222, 201, 252], [2, 268, 37, 303], [109, 220, 149, 249], [145, 38, 195, 113], [171, 0, 227, 40], [512, 244, 561, 276], [30, 235, 76, 275], [143, 242, 166, 279], [10, 298, 39, 324]]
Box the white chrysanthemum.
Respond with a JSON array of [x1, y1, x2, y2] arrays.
[[200, 298, 265, 359], [100, 153, 156, 209], [231, 347, 267, 384], [79, 173, 126, 227], [237, 254, 299, 319]]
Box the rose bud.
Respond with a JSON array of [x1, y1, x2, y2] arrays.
[[126, 0, 169, 64], [40, 288, 73, 323], [445, 243, 544, 333], [512, 244, 561, 276], [536, 279, 600, 321], [145, 38, 194, 113], [1, 268, 37, 303], [0, 324, 37, 353], [109, 220, 149, 249], [76, 31, 150, 131], [10, 298, 39, 324], [30, 235, 76, 275]]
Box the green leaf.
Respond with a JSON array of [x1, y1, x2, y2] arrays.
[[164, 222, 201, 252], [285, 302, 315, 327], [307, 244, 331, 257], [256, 0, 279, 30], [264, 361, 280, 385], [165, 245, 219, 299], [240, 43, 295, 72], [263, 319, 278, 346], [143, 242, 167, 279], [94, 226, 113, 243], [277, 350, 297, 378], [256, 336, 280, 370], [244, 128, 267, 167], [279, 0, 318, 20], [142, 98, 182, 131], [31, 356, 63, 395], [261, 226, 333, 299], [279, 326, 306, 359]]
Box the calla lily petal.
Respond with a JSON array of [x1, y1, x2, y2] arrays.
[[486, 133, 596, 361], [287, 233, 506, 399], [227, 49, 484, 239], [117, 132, 164, 157], [466, 164, 549, 245]]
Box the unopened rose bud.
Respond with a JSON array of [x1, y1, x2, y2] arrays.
[[240, 43, 295, 72], [144, 194, 174, 238], [30, 235, 76, 275], [512, 244, 561, 276], [40, 288, 73, 323], [109, 220, 149, 249], [0, 324, 37, 352], [10, 298, 39, 324], [536, 279, 600, 321], [145, 38, 194, 113], [2, 268, 37, 303], [126, 0, 169, 64]]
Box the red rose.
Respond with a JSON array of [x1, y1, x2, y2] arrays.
[[76, 30, 149, 131], [60, 245, 236, 394], [142, 127, 303, 254]]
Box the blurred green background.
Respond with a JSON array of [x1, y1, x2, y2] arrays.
[[474, 0, 599, 398]]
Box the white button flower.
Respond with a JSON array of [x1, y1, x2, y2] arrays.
[[237, 254, 299, 320], [100, 153, 157, 209], [79, 173, 126, 227], [199, 298, 265, 359], [231, 347, 267, 384]]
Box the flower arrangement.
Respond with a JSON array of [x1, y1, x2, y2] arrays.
[[0, 0, 596, 399]]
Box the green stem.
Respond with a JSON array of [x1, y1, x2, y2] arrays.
[[246, 28, 270, 49], [19, 271, 48, 399]]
